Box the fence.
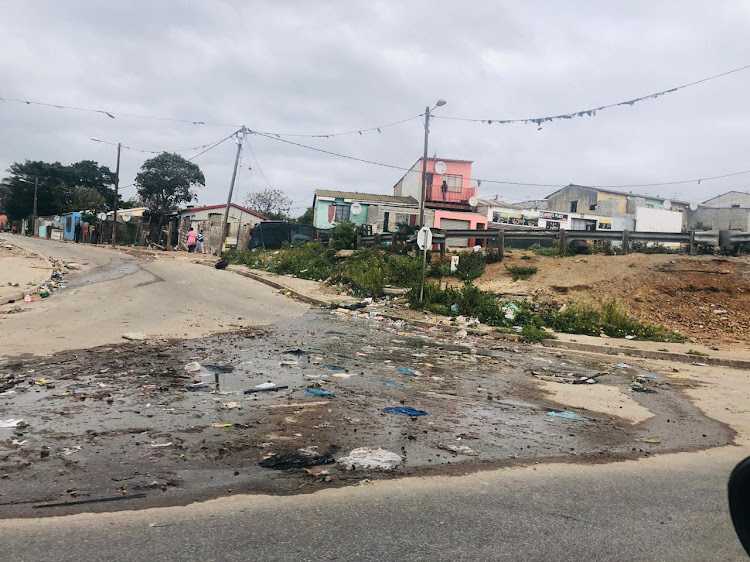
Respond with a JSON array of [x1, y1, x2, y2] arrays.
[[357, 228, 744, 258]]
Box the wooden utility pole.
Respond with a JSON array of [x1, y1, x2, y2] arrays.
[[219, 127, 248, 254]]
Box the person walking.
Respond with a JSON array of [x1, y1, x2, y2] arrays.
[[186, 227, 197, 253], [196, 229, 205, 254]]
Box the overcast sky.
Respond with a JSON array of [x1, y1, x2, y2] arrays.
[[2, 1, 749, 214]]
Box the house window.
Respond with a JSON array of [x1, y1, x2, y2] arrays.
[[570, 201, 578, 213], [444, 174, 463, 192], [589, 204, 597, 211], [334, 205, 350, 222], [395, 213, 410, 226], [646, 204, 654, 209]]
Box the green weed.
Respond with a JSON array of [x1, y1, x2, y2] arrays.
[[506, 264, 539, 280]]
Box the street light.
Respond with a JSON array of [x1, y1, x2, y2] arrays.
[[90, 137, 121, 247], [19, 177, 38, 236], [418, 99, 447, 227]]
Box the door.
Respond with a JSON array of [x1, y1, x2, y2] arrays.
[[440, 218, 471, 247]]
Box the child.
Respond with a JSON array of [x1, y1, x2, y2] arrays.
[[197, 230, 205, 254]]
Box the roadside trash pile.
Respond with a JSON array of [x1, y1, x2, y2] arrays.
[[13, 256, 70, 304]]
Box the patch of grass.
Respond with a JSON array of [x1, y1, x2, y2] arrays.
[[408, 284, 684, 343], [520, 254, 532, 260], [687, 349, 709, 357], [521, 324, 555, 342], [529, 243, 559, 257], [506, 264, 539, 280]]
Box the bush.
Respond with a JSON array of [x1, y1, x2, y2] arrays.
[[331, 222, 357, 250], [506, 265, 538, 280], [529, 243, 559, 257], [454, 252, 486, 282], [521, 324, 555, 342]]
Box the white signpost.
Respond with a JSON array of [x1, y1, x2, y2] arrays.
[[417, 226, 433, 303]]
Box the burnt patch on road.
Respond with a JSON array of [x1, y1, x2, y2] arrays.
[[0, 311, 734, 517]]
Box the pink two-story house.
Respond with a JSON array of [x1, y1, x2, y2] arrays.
[[393, 157, 487, 246]]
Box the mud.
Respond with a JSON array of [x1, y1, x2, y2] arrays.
[[0, 310, 734, 517]]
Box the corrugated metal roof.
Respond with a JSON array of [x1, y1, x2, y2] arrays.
[[314, 190, 417, 205]]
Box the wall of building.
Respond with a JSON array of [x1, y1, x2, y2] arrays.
[[634, 207, 684, 233], [364, 204, 425, 232], [313, 198, 370, 230], [687, 207, 750, 231], [546, 186, 599, 214], [703, 192, 750, 208], [393, 166, 421, 199]]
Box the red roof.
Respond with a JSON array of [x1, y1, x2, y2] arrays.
[[183, 203, 269, 221]]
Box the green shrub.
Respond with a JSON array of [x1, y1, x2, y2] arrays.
[[330, 222, 357, 250], [687, 349, 709, 357], [429, 262, 451, 278], [521, 324, 555, 342], [485, 248, 502, 264], [506, 264, 539, 280], [520, 254, 532, 260], [529, 243, 559, 257], [455, 252, 485, 282]]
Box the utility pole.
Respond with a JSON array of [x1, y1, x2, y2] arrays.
[[32, 178, 38, 236], [418, 100, 446, 228], [418, 106, 430, 228], [219, 127, 247, 254], [111, 142, 121, 247]]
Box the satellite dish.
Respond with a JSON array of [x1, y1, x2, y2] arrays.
[[122, 214, 132, 222], [53, 215, 61, 222], [468, 196, 479, 207], [689, 202, 698, 211], [662, 200, 672, 210], [434, 161, 447, 175], [350, 202, 362, 216], [97, 212, 107, 221]]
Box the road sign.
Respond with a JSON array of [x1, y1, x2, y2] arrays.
[[417, 226, 433, 250]]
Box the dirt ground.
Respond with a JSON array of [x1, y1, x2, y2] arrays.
[[0, 310, 734, 517], [474, 252, 750, 349]]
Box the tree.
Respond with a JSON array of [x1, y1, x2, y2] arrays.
[[0, 159, 116, 220], [135, 153, 205, 235], [295, 206, 314, 224], [244, 189, 292, 220], [71, 187, 106, 213]]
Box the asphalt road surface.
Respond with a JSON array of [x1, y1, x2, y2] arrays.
[[0, 446, 746, 561], [0, 237, 308, 354]]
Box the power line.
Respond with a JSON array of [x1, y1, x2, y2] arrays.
[[433, 62, 750, 127], [253, 114, 424, 138], [245, 139, 274, 191], [187, 132, 238, 161], [250, 127, 750, 192], [92, 134, 239, 155]]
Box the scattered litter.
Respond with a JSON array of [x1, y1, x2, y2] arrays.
[[397, 367, 419, 376], [0, 418, 24, 428], [304, 465, 333, 476], [246, 384, 289, 394], [280, 360, 298, 367], [546, 411, 587, 421], [184, 362, 202, 373], [384, 381, 408, 388], [259, 445, 338, 470], [625, 335, 636, 340], [24, 295, 33, 302], [150, 442, 172, 448], [642, 436, 662, 444], [211, 423, 232, 428], [383, 407, 428, 417], [332, 373, 353, 379], [255, 382, 277, 390], [455, 329, 468, 338], [222, 402, 242, 409], [202, 362, 234, 373], [65, 262, 82, 270], [437, 443, 479, 456], [667, 374, 689, 379], [616, 363, 631, 369], [356, 352, 368, 357], [185, 382, 210, 391], [122, 332, 148, 341], [631, 381, 657, 393], [323, 365, 344, 371], [304, 388, 335, 397], [338, 447, 403, 471]]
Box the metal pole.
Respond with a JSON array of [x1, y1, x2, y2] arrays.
[[419, 245, 427, 303], [111, 142, 121, 247], [219, 128, 245, 254], [418, 106, 430, 228], [32, 178, 38, 236]]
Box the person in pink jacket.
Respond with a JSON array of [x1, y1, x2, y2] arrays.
[[186, 227, 197, 252]]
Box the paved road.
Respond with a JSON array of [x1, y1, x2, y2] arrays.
[[0, 237, 308, 354], [0, 447, 745, 561]]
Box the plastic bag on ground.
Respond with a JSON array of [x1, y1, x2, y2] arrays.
[[338, 448, 403, 471]]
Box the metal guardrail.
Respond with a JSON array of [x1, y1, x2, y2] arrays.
[[358, 228, 745, 253]]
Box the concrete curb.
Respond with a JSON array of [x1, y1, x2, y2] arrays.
[[196, 260, 333, 308], [540, 338, 750, 370]]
